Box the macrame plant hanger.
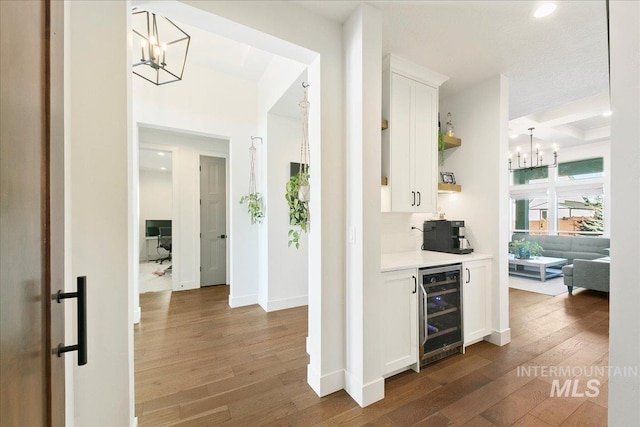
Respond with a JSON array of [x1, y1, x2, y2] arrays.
[[298, 82, 311, 202], [248, 136, 262, 224]]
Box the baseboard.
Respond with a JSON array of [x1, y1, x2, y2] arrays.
[[307, 364, 344, 397], [344, 370, 385, 407], [487, 328, 511, 346], [265, 295, 308, 312], [176, 280, 197, 291], [133, 306, 141, 324], [228, 293, 259, 308], [131, 416, 138, 427]]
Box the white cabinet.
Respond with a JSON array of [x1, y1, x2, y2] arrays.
[[381, 269, 418, 375], [382, 55, 447, 213], [463, 259, 492, 346]]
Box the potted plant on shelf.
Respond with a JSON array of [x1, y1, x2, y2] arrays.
[[285, 172, 309, 249], [438, 130, 445, 167], [509, 238, 544, 259], [239, 192, 264, 224]]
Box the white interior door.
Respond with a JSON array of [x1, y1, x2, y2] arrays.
[[200, 156, 226, 286]]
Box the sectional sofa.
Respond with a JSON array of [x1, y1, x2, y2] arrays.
[[511, 233, 610, 295]]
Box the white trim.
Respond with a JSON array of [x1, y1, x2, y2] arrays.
[[178, 280, 197, 291], [264, 295, 308, 312], [131, 416, 138, 427], [307, 365, 344, 397], [486, 328, 511, 346], [228, 293, 259, 307], [344, 370, 385, 408], [383, 53, 449, 88], [133, 306, 141, 324]]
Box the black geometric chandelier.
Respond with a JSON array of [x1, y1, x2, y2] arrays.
[[132, 9, 190, 85], [509, 127, 558, 172]]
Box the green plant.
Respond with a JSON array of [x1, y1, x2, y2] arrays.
[[509, 238, 543, 259], [438, 130, 445, 167], [285, 172, 309, 249], [239, 192, 264, 224]]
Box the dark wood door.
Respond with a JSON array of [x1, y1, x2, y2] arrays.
[[1, 0, 65, 425]]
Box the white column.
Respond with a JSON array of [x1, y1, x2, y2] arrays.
[[343, 4, 384, 407], [608, 1, 640, 424]]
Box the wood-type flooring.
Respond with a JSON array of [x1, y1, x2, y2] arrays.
[[135, 285, 609, 426]]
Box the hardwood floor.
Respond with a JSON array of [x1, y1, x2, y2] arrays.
[[135, 286, 609, 426]]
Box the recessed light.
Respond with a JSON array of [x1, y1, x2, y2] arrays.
[[534, 3, 557, 18], [157, 152, 165, 156], [602, 111, 612, 117], [160, 167, 167, 170]]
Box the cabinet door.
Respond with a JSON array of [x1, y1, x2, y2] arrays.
[[389, 72, 414, 212], [463, 260, 492, 346], [413, 82, 438, 213], [381, 269, 418, 375]]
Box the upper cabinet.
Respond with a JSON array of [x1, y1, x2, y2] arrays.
[[382, 55, 448, 213]]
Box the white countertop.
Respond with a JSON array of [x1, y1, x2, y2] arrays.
[[381, 250, 492, 272]]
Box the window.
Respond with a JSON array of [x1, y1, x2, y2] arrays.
[[557, 158, 604, 182], [512, 166, 548, 185], [557, 193, 604, 236], [511, 196, 549, 235]]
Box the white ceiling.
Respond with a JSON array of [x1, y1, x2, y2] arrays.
[[295, 1, 609, 121], [178, 21, 275, 81]]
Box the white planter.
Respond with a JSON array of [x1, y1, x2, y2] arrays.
[[298, 185, 310, 202]]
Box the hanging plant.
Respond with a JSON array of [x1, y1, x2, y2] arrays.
[[286, 82, 311, 248], [285, 171, 309, 249], [240, 136, 264, 224], [240, 192, 264, 224]]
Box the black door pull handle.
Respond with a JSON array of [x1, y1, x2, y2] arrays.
[[417, 191, 421, 206], [220, 234, 227, 239], [411, 191, 416, 206], [412, 275, 417, 294], [55, 276, 87, 366]]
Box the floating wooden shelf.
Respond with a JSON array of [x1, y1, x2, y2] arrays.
[[381, 120, 388, 130], [381, 176, 388, 186], [438, 183, 461, 193], [443, 135, 461, 150]]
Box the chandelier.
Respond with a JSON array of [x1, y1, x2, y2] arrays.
[[509, 127, 558, 172], [132, 9, 190, 85]]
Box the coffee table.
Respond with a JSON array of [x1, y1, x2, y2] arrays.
[[508, 256, 568, 282]]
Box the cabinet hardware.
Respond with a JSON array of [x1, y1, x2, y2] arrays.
[[411, 191, 416, 206], [412, 275, 417, 294], [466, 268, 471, 284], [55, 276, 87, 366], [417, 191, 421, 206]]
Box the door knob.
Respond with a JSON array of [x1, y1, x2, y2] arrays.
[[220, 234, 227, 239]]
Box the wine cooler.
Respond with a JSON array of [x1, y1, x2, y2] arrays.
[[418, 264, 463, 365]]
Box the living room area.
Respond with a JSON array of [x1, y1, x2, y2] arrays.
[[507, 93, 611, 299]]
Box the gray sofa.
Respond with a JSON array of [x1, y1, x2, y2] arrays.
[[512, 234, 610, 294]]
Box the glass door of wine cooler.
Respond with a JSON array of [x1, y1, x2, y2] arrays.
[[418, 264, 463, 365]]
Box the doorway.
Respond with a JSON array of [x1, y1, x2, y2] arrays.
[[138, 147, 174, 293], [200, 155, 227, 286]]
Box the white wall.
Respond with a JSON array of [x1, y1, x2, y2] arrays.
[[138, 128, 229, 290], [256, 57, 308, 312], [263, 113, 309, 310], [380, 213, 436, 254], [68, 1, 132, 425], [139, 169, 172, 261], [438, 74, 511, 346], [608, 1, 640, 424], [133, 62, 256, 303], [344, 4, 384, 407]]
